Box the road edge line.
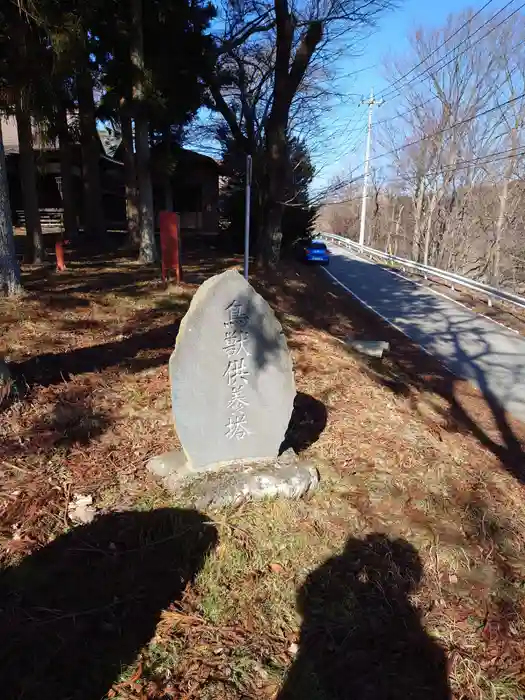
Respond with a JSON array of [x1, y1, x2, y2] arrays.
[[331, 243, 520, 336], [321, 265, 449, 366]]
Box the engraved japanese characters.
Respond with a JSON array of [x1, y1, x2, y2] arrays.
[[223, 301, 251, 440], [146, 269, 322, 506], [167, 269, 295, 469]]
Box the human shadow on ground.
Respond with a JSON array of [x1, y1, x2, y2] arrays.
[[281, 392, 327, 453], [0, 508, 217, 700], [277, 533, 450, 700]]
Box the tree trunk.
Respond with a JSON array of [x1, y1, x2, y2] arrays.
[[412, 182, 424, 262], [56, 103, 78, 240], [0, 124, 22, 295], [163, 128, 173, 212], [15, 87, 43, 265], [77, 57, 105, 238], [394, 205, 404, 257], [492, 179, 508, 284], [257, 8, 290, 269], [131, 0, 157, 263], [492, 129, 516, 284], [423, 190, 438, 267], [135, 119, 156, 263], [260, 198, 284, 267], [256, 3, 321, 268], [164, 178, 174, 213], [120, 111, 140, 246], [259, 118, 287, 267], [386, 202, 395, 254]]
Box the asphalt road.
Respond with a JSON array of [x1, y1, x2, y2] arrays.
[[325, 243, 525, 423]]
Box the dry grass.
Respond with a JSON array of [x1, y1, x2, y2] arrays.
[[1, 244, 525, 699]]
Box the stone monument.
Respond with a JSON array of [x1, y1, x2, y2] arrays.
[[147, 269, 319, 508]]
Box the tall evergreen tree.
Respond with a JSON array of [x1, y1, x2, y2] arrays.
[[0, 5, 45, 264], [1, 0, 215, 269], [100, 0, 215, 259], [0, 117, 21, 295]]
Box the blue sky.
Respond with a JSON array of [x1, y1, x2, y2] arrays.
[[311, 0, 511, 188], [187, 0, 513, 189]]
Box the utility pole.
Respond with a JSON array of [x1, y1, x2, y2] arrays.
[[244, 155, 252, 279], [359, 89, 383, 248]]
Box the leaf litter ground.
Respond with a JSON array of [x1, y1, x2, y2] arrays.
[[1, 243, 525, 699]]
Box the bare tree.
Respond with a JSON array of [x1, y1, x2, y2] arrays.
[[56, 102, 78, 240], [208, 0, 394, 267], [14, 83, 44, 264], [320, 10, 525, 290], [11, 18, 44, 264]]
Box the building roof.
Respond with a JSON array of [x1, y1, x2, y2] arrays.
[[1, 115, 105, 157], [1, 116, 55, 155], [146, 142, 220, 170], [2, 115, 219, 174]]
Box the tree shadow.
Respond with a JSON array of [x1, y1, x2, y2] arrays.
[[281, 392, 327, 453], [460, 492, 525, 646], [22, 267, 164, 308], [362, 334, 525, 485], [18, 238, 239, 304], [336, 254, 525, 484], [0, 508, 217, 700], [278, 533, 450, 700], [266, 253, 525, 486], [10, 320, 181, 390], [2, 385, 112, 458]]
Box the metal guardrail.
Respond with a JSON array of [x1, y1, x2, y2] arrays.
[[318, 232, 525, 312]]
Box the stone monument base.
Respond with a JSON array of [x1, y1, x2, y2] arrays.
[[147, 448, 319, 510]]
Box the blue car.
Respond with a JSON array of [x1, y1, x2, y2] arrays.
[[303, 239, 330, 265]]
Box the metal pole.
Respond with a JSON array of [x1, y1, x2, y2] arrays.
[[359, 90, 382, 248], [244, 154, 252, 279]]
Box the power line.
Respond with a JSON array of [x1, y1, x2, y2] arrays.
[[380, 0, 517, 102], [374, 96, 436, 127], [324, 145, 525, 204], [378, 0, 496, 101], [373, 36, 525, 131], [334, 30, 525, 166], [368, 89, 525, 166], [399, 145, 525, 179], [313, 172, 365, 201], [380, 0, 522, 102], [335, 88, 525, 170], [392, 2, 525, 101]]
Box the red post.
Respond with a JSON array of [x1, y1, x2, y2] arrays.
[[159, 211, 182, 283], [55, 239, 66, 271]]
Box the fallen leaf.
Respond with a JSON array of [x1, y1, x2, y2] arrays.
[[269, 562, 284, 574], [129, 661, 143, 683], [5, 538, 35, 554], [262, 682, 280, 698], [67, 494, 96, 524]]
